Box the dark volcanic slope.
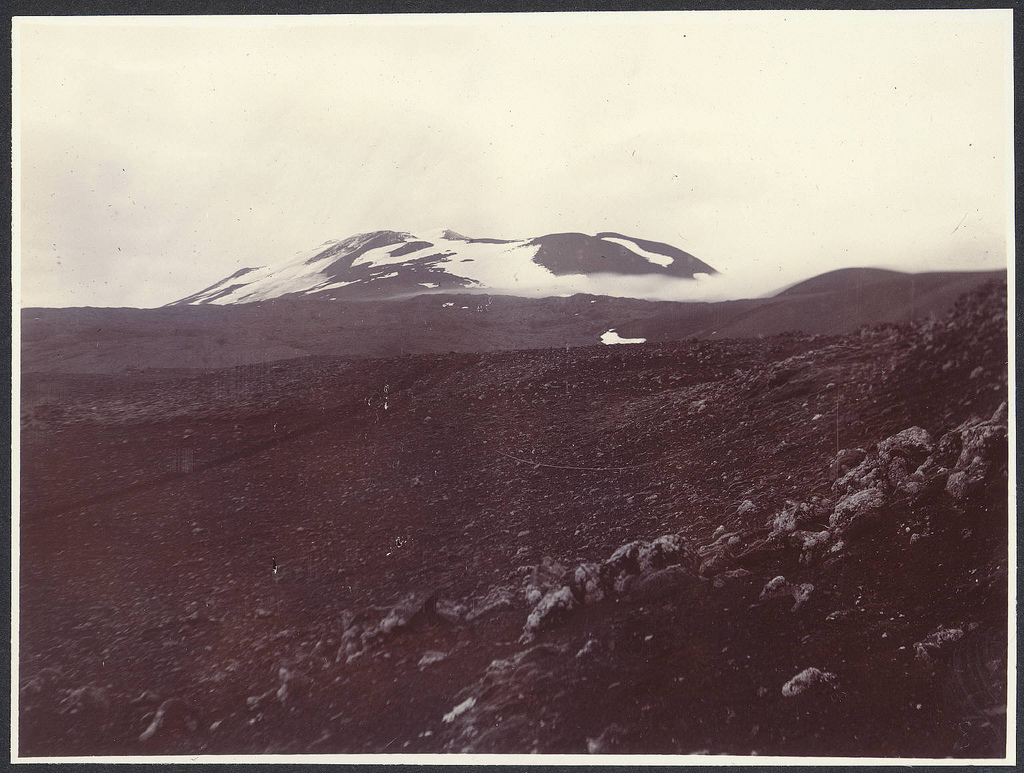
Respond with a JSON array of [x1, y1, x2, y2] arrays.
[[18, 281, 1009, 758], [531, 232, 712, 277], [20, 269, 1004, 374], [636, 269, 1006, 341]]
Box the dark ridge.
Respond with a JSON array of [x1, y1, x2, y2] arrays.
[[172, 282, 251, 307], [165, 268, 258, 307], [531, 232, 715, 279], [775, 267, 910, 296], [303, 231, 408, 267], [388, 240, 434, 258]]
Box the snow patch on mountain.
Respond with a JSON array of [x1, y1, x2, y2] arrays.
[[198, 243, 349, 304], [600, 235, 675, 268], [350, 241, 452, 269], [347, 232, 554, 290], [319, 280, 359, 292], [445, 240, 551, 290]]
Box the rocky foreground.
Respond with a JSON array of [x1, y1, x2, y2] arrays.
[[18, 282, 1009, 758]]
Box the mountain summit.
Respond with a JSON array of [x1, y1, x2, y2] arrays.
[[169, 230, 716, 305]]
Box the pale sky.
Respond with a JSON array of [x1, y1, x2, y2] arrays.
[[14, 10, 1013, 308]]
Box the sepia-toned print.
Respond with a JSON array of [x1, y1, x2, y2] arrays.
[[13, 10, 1013, 763]]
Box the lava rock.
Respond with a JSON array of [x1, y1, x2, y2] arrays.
[[781, 667, 836, 698], [464, 586, 516, 622], [737, 499, 758, 517], [830, 487, 886, 536], [876, 427, 934, 488], [768, 500, 814, 539], [418, 650, 448, 668], [760, 576, 814, 611], [521, 586, 576, 642], [790, 529, 832, 565], [914, 627, 965, 663], [58, 685, 109, 717], [522, 533, 700, 640], [587, 723, 629, 753], [945, 403, 1008, 501], [830, 448, 867, 481], [629, 565, 700, 602], [571, 562, 606, 604], [139, 698, 199, 742]]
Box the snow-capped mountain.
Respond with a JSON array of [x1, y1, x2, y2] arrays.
[[169, 229, 716, 306]]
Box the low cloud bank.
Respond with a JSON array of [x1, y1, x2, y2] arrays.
[[484, 262, 822, 303]]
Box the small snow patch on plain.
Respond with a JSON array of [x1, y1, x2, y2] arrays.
[[601, 329, 646, 345]]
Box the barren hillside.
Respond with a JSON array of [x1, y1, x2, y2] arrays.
[[18, 281, 1008, 758]]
